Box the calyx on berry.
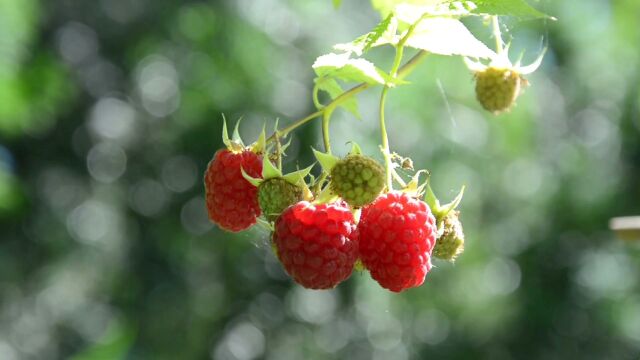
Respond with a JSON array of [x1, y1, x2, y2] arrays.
[[465, 45, 546, 114], [242, 151, 313, 222], [433, 210, 465, 261], [425, 182, 466, 261], [221, 116, 267, 154]]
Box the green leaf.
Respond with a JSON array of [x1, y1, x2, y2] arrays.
[[313, 53, 390, 85], [334, 14, 397, 56], [472, 0, 553, 19], [371, 0, 448, 18], [394, 2, 477, 24], [364, 13, 396, 53], [315, 77, 360, 118], [370, 0, 552, 20], [403, 18, 496, 58]]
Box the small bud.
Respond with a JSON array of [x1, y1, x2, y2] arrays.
[[433, 211, 465, 261]]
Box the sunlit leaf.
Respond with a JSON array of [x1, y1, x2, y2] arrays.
[[395, 2, 477, 24], [313, 53, 390, 85], [403, 18, 496, 58], [371, 0, 447, 18], [371, 0, 552, 19], [472, 0, 553, 19], [363, 13, 397, 53]]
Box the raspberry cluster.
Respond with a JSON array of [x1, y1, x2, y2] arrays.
[[198, 2, 548, 293], [202, 125, 466, 292]]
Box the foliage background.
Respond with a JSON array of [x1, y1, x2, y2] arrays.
[[1, 0, 639, 359]]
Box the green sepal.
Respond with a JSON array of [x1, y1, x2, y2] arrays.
[[312, 148, 340, 173], [271, 118, 293, 156], [222, 115, 230, 146], [262, 154, 283, 180], [222, 115, 245, 152], [348, 141, 363, 155], [241, 167, 262, 187], [518, 46, 548, 75], [354, 259, 365, 272], [437, 186, 465, 220], [232, 117, 244, 146], [314, 184, 339, 204], [424, 181, 440, 211], [282, 164, 314, 186], [250, 124, 267, 154], [280, 137, 293, 155], [404, 169, 428, 197]]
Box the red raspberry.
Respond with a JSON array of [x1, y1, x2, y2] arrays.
[[358, 192, 437, 292], [204, 149, 262, 232], [273, 201, 358, 289]]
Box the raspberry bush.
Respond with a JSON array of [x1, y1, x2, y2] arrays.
[[203, 0, 552, 291]]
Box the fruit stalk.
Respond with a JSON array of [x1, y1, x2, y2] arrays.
[[378, 16, 427, 190], [491, 16, 504, 54], [322, 108, 333, 154], [265, 51, 429, 144]]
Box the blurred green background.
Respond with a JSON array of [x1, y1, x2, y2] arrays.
[[1, 0, 640, 359]]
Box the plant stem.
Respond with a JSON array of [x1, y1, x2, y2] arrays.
[[379, 86, 393, 189], [491, 16, 504, 54], [378, 17, 427, 190], [274, 131, 282, 170], [312, 83, 322, 109], [321, 109, 333, 154], [265, 51, 429, 144]]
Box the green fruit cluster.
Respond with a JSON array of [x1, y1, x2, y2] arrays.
[[475, 67, 523, 114], [258, 177, 303, 221], [330, 155, 384, 207]]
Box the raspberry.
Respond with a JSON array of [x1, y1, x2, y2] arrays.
[[433, 211, 465, 261], [358, 192, 437, 292], [204, 149, 262, 232], [258, 177, 303, 222], [475, 67, 523, 114], [273, 201, 359, 289], [330, 155, 384, 207]]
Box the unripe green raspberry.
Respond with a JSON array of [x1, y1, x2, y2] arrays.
[[330, 155, 384, 207], [475, 67, 524, 114], [433, 211, 465, 261], [258, 178, 303, 221]]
